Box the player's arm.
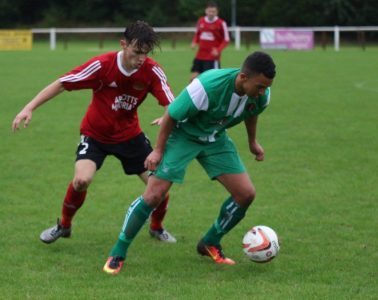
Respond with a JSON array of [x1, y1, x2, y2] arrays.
[[12, 79, 65, 132], [145, 83, 200, 170], [216, 21, 230, 53], [150, 105, 168, 126], [244, 115, 264, 161], [217, 40, 230, 54], [191, 20, 201, 49], [150, 65, 175, 126], [144, 111, 176, 171]]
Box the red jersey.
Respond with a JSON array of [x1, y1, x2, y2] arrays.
[[60, 52, 174, 144], [192, 16, 230, 61]]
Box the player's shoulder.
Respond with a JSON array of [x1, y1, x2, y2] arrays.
[[143, 57, 165, 73], [144, 57, 158, 66], [198, 16, 207, 22], [217, 17, 227, 24], [198, 68, 238, 91], [85, 51, 118, 68], [197, 16, 208, 26], [92, 51, 118, 61], [200, 68, 238, 82]]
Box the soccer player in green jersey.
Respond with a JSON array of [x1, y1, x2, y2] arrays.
[[103, 51, 276, 274]]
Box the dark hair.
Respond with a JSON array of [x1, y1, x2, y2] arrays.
[[206, 1, 218, 8], [123, 20, 160, 53], [241, 51, 276, 79]]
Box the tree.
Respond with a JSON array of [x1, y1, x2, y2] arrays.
[[323, 0, 357, 25], [0, 0, 377, 28]]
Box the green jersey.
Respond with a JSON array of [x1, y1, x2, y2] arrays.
[[168, 68, 271, 143]]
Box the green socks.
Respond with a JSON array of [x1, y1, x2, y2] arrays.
[[203, 196, 247, 246], [110, 196, 153, 259], [109, 196, 247, 258]]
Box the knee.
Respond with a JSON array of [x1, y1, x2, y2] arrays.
[[233, 186, 256, 207], [72, 176, 92, 192], [143, 192, 165, 208], [143, 187, 168, 208]]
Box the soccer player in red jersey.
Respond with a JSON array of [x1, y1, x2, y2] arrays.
[[190, 1, 230, 81], [12, 21, 177, 245]]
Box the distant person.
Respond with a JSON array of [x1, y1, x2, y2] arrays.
[[190, 1, 230, 81], [12, 21, 177, 246], [103, 51, 276, 275]]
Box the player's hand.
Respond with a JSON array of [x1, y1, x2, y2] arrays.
[[250, 142, 264, 161], [12, 109, 32, 132], [150, 117, 163, 126], [211, 48, 219, 57], [144, 150, 163, 171]]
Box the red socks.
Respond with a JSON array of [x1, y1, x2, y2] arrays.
[[61, 182, 87, 228], [60, 183, 169, 231], [150, 194, 169, 231]]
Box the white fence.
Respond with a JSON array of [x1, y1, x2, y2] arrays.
[[32, 26, 378, 51]]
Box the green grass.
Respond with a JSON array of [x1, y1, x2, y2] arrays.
[[1, 42, 377, 299]]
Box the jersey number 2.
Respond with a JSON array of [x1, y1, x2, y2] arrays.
[[78, 136, 89, 155]]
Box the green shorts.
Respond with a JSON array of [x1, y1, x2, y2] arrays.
[[154, 130, 246, 183]]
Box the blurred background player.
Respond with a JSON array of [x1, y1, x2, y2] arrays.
[[190, 1, 230, 81], [12, 21, 177, 245]]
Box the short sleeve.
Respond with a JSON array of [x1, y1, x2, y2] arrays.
[[150, 64, 175, 106], [168, 89, 200, 121], [60, 57, 103, 91]]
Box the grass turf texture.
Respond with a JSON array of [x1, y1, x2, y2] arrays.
[[1, 42, 377, 299]]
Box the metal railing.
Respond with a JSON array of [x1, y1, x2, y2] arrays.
[[31, 26, 378, 51]]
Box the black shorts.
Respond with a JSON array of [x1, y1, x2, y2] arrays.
[[75, 133, 153, 175], [191, 58, 220, 74]]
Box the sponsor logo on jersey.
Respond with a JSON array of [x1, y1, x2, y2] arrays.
[[112, 94, 139, 111], [200, 32, 215, 41]]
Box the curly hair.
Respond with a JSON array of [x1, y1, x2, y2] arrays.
[[242, 51, 276, 79]]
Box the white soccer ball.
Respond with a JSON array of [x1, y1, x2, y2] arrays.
[[242, 225, 280, 263]]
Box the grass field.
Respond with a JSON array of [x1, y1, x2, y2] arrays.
[[1, 41, 377, 299]]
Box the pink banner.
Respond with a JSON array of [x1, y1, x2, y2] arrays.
[[260, 29, 314, 50]]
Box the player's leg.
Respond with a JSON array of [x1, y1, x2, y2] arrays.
[[197, 173, 255, 265], [213, 60, 220, 69], [104, 132, 197, 274], [39, 160, 97, 244], [203, 59, 220, 72], [115, 132, 176, 242], [103, 176, 172, 275], [138, 171, 176, 243], [61, 159, 97, 227], [190, 58, 202, 82], [40, 135, 105, 244], [196, 137, 254, 264], [190, 71, 200, 82], [204, 172, 255, 243]]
